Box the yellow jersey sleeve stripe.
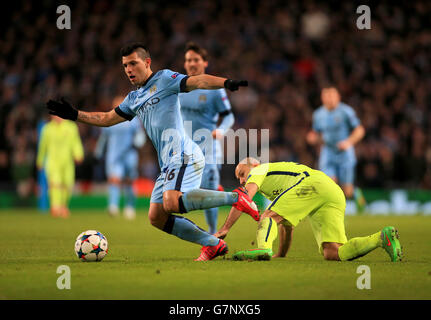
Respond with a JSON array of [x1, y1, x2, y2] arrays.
[[267, 171, 300, 177]]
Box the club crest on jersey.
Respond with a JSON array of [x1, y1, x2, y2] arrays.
[[149, 85, 157, 94], [171, 72, 179, 79], [273, 188, 284, 196], [199, 94, 207, 102], [295, 186, 318, 197]]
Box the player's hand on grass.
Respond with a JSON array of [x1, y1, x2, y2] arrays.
[[46, 97, 78, 121], [214, 229, 228, 240], [224, 79, 248, 91]]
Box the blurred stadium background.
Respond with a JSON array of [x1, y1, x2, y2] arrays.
[[1, 0, 431, 215]]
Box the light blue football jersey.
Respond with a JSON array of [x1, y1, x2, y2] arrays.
[[97, 117, 142, 165], [312, 102, 360, 154], [179, 89, 232, 163], [116, 69, 202, 170]]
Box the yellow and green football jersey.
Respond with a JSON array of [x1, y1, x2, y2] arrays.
[[246, 162, 315, 201], [246, 162, 348, 252], [37, 120, 84, 171]]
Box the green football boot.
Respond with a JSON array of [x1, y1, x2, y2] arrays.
[[381, 226, 403, 262], [232, 248, 273, 261]]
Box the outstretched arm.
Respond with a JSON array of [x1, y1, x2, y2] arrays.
[[214, 183, 259, 239], [214, 207, 243, 239], [273, 223, 294, 258], [185, 74, 247, 92], [78, 109, 126, 127], [47, 98, 126, 127]]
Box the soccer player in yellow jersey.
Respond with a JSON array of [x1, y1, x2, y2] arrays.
[[215, 158, 403, 262], [36, 114, 84, 217]]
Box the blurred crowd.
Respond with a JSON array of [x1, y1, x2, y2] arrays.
[[1, 0, 430, 197]]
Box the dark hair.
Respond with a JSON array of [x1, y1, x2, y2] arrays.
[[120, 42, 151, 60], [185, 41, 208, 61], [321, 83, 338, 90]]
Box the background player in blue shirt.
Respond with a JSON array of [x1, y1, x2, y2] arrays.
[[46, 42, 258, 261], [94, 95, 146, 220], [179, 42, 235, 234], [306, 86, 366, 212]]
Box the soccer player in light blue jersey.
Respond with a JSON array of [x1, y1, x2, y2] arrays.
[[179, 42, 235, 234], [94, 95, 146, 219], [46, 42, 258, 261], [306, 86, 366, 212]]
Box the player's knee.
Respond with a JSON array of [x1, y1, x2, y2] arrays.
[[149, 218, 165, 230], [322, 243, 341, 261], [163, 202, 176, 214], [148, 211, 159, 227], [162, 191, 182, 213], [148, 210, 167, 230], [148, 214, 157, 227], [162, 197, 179, 213], [323, 250, 339, 261]]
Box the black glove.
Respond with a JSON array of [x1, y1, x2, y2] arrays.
[[46, 98, 78, 121], [224, 79, 248, 91]]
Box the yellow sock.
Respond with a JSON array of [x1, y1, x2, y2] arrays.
[[338, 231, 382, 261], [256, 217, 278, 250], [49, 185, 62, 209], [62, 187, 72, 208]]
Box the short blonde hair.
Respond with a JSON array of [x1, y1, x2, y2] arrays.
[[238, 157, 260, 166]]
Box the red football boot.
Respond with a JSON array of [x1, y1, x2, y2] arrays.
[[232, 187, 260, 221], [195, 239, 229, 261]]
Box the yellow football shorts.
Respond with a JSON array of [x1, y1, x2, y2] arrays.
[[45, 162, 75, 189], [267, 170, 347, 254]]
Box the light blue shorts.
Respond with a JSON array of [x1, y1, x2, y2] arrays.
[[150, 156, 205, 203], [106, 151, 138, 180], [319, 147, 356, 185]]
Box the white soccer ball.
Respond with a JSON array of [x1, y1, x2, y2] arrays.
[[74, 230, 108, 262]]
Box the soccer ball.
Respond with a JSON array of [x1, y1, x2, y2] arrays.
[[74, 230, 108, 262]]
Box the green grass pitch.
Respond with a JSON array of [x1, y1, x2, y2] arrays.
[[0, 208, 430, 300]]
